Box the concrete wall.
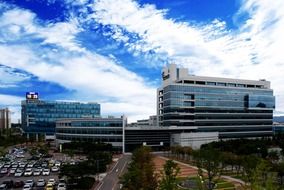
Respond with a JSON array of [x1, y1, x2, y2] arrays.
[[171, 132, 219, 149]]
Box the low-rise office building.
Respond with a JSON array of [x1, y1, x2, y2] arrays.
[[21, 92, 100, 139], [55, 116, 126, 152]]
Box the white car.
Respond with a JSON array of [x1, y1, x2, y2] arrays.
[[54, 161, 61, 167], [19, 163, 26, 168], [33, 168, 41, 176], [48, 179, 56, 186], [0, 168, 8, 174], [14, 170, 23, 177], [27, 162, 34, 168], [16, 154, 25, 158], [51, 166, 59, 172], [22, 184, 31, 190], [24, 168, 33, 176], [42, 168, 50, 176], [36, 179, 45, 187], [25, 179, 34, 187], [57, 183, 66, 190]]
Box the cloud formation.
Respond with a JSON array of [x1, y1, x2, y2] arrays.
[[0, 0, 284, 124], [85, 0, 284, 115], [0, 4, 156, 122]]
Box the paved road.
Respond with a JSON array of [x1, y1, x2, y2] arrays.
[[97, 154, 131, 190]]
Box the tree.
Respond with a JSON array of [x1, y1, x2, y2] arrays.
[[121, 146, 158, 190], [159, 160, 180, 190], [0, 146, 6, 157], [193, 147, 222, 190], [267, 150, 279, 164]]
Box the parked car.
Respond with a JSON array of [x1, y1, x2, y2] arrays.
[[36, 179, 45, 187], [0, 168, 8, 174], [22, 184, 31, 190], [14, 170, 23, 177], [33, 168, 41, 176], [19, 163, 26, 168], [47, 179, 56, 186], [24, 168, 33, 176], [45, 183, 54, 190], [41, 162, 48, 168], [57, 183, 66, 190], [13, 181, 24, 188], [0, 184, 7, 190], [42, 168, 50, 176], [27, 163, 34, 168], [25, 179, 34, 187], [3, 164, 10, 168], [51, 166, 59, 172], [2, 180, 13, 188], [9, 168, 16, 175], [11, 164, 18, 168], [55, 161, 61, 167]]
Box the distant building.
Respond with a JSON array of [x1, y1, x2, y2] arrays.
[[55, 116, 126, 152], [129, 115, 158, 127], [21, 92, 100, 138], [0, 108, 11, 129], [157, 64, 275, 139]]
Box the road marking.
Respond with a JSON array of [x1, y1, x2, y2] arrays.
[[97, 181, 104, 190], [119, 160, 128, 175], [110, 158, 121, 173]]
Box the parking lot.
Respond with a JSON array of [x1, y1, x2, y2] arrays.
[[0, 146, 65, 190]]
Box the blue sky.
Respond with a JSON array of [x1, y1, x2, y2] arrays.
[[0, 0, 284, 122]]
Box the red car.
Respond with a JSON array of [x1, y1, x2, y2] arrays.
[[13, 181, 24, 188]]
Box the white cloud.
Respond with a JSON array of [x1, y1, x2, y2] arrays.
[[0, 6, 156, 122], [0, 94, 22, 106], [86, 0, 284, 115], [1, 0, 284, 124]]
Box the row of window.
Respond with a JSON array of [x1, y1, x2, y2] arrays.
[[56, 128, 123, 134], [25, 108, 99, 114], [164, 85, 273, 96], [56, 135, 122, 142]]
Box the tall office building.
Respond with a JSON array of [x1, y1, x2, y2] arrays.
[[21, 92, 100, 137], [157, 64, 275, 138], [0, 108, 11, 129]]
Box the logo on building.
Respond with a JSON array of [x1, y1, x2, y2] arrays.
[[26, 92, 39, 100]]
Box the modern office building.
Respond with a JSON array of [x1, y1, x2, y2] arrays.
[[21, 92, 100, 138], [157, 64, 275, 138], [0, 108, 11, 129], [55, 116, 126, 152]]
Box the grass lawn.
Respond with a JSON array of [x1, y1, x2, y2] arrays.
[[178, 176, 236, 190]]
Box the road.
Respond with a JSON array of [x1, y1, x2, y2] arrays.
[[97, 154, 131, 190]]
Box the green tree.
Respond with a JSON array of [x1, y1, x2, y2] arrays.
[[193, 147, 222, 190], [121, 146, 158, 190], [159, 160, 180, 190], [248, 160, 280, 190], [241, 155, 260, 187]]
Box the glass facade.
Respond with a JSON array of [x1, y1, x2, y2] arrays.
[[21, 100, 100, 135], [55, 118, 124, 151], [158, 84, 275, 138]]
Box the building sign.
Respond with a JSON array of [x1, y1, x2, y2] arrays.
[[26, 92, 39, 100]]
